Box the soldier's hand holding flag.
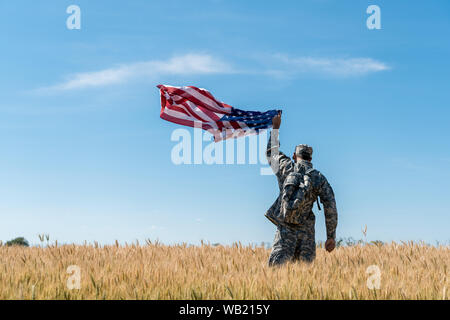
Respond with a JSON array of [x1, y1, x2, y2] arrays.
[[272, 111, 282, 130]]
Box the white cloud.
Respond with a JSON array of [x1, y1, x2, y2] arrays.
[[36, 53, 389, 93], [38, 54, 233, 92], [269, 54, 390, 77]]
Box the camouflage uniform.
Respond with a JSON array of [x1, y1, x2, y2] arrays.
[[265, 130, 338, 266]]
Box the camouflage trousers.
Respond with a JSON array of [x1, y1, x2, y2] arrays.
[[268, 213, 316, 267]]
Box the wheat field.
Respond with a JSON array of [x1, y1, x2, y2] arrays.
[[0, 241, 448, 300]]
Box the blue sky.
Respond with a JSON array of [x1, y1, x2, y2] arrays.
[[0, 0, 449, 246]]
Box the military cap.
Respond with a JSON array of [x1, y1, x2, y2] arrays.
[[295, 144, 313, 157]]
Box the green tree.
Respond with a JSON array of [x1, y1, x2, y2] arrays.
[[5, 237, 29, 247]]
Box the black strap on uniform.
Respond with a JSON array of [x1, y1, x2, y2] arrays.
[[304, 168, 321, 211]]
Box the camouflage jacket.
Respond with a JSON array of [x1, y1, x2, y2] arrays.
[[265, 130, 338, 239]]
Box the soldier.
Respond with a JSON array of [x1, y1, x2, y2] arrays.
[[266, 112, 338, 266]]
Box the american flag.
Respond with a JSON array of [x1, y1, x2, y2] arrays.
[[157, 85, 281, 141]]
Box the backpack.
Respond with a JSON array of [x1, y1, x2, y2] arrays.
[[280, 168, 316, 224]]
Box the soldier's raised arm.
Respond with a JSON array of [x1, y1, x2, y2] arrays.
[[266, 113, 293, 184], [319, 176, 338, 241]]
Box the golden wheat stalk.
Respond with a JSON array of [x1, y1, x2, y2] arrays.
[[0, 242, 448, 300]]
